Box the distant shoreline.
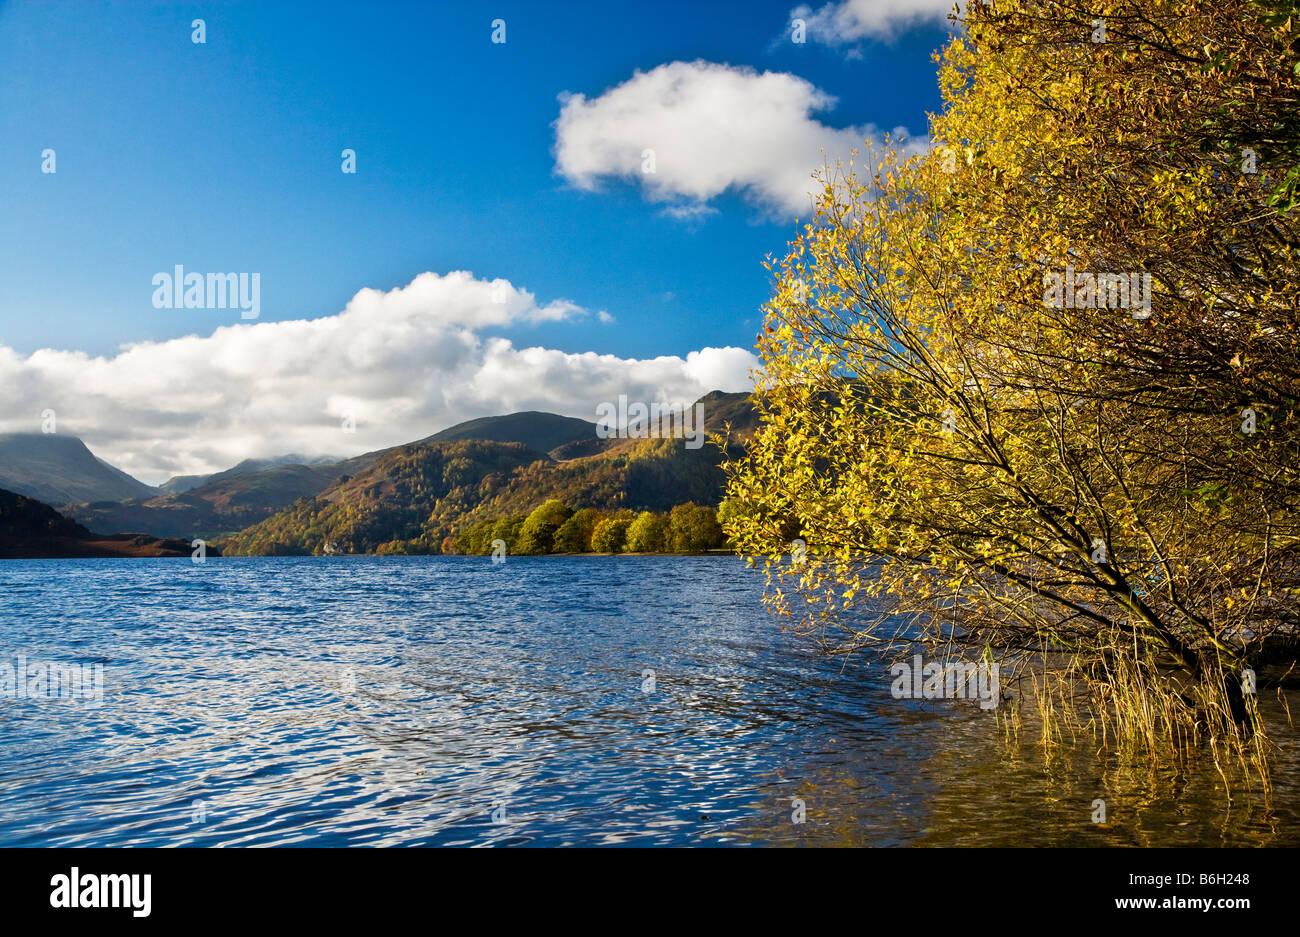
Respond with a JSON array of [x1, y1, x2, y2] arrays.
[[1, 549, 736, 560], [0, 535, 215, 560]]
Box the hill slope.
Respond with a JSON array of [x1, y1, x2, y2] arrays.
[[160, 453, 342, 494], [422, 411, 599, 456], [0, 433, 157, 505], [221, 439, 547, 555], [65, 413, 606, 539], [66, 452, 381, 539], [0, 488, 210, 558], [221, 391, 758, 556], [157, 473, 210, 496]]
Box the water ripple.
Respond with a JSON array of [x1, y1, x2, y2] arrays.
[[0, 555, 1296, 846]]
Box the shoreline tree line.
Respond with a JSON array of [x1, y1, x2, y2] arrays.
[[434, 499, 737, 556]]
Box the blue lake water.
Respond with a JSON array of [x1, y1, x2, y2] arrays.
[[0, 556, 1296, 846]]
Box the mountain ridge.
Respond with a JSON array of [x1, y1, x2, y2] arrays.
[[221, 391, 758, 555], [2, 392, 759, 550], [0, 433, 157, 505]]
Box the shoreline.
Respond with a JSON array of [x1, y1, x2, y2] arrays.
[[2, 549, 737, 560]]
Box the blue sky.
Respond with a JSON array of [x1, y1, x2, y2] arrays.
[[0, 0, 954, 480]]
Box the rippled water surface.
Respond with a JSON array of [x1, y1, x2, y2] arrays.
[[0, 556, 1296, 846]]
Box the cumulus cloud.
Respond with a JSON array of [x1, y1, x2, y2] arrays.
[[0, 271, 759, 484], [553, 60, 922, 218], [790, 0, 956, 47]]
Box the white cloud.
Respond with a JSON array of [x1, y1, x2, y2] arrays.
[[791, 0, 956, 47], [553, 60, 923, 218], [0, 271, 759, 484]]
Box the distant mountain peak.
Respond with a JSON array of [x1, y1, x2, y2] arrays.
[[422, 411, 599, 457], [158, 452, 343, 495], [0, 432, 156, 506], [25, 393, 760, 545]]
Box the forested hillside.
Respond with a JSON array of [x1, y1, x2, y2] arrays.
[[220, 391, 756, 555]]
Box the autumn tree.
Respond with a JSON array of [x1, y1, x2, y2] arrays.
[[726, 0, 1300, 753]]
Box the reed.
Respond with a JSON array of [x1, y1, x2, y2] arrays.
[[1006, 642, 1279, 794]]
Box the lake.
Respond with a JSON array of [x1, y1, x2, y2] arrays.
[[0, 555, 1296, 846]]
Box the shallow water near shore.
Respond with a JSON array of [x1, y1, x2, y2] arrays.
[[0, 555, 1295, 846]]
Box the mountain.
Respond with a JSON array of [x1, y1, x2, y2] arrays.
[[0, 488, 213, 558], [157, 473, 210, 495], [66, 452, 381, 540], [422, 411, 599, 456], [0, 433, 157, 505], [220, 391, 759, 555], [691, 389, 763, 439], [222, 439, 545, 554], [53, 391, 760, 548], [159, 453, 342, 494], [65, 414, 609, 539], [67, 410, 632, 539]]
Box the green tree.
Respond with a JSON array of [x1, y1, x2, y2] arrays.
[[667, 503, 723, 553], [591, 514, 634, 553], [489, 514, 527, 553], [715, 497, 752, 547], [624, 511, 669, 553], [553, 507, 605, 553], [455, 517, 497, 554], [515, 499, 573, 555]]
